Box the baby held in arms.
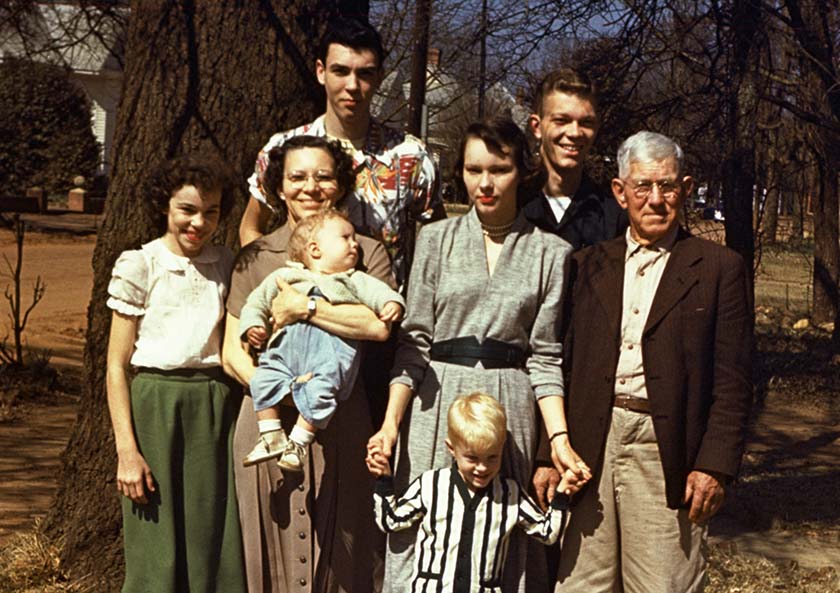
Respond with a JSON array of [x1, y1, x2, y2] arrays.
[[240, 208, 405, 472], [368, 392, 581, 593]]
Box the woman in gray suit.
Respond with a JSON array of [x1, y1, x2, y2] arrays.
[[367, 118, 589, 593]]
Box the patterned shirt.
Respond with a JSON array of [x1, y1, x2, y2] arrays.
[[248, 115, 440, 288], [374, 465, 569, 593]]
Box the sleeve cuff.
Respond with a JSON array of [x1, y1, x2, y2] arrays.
[[374, 475, 395, 496], [533, 385, 564, 399], [550, 491, 571, 511], [106, 296, 144, 316], [388, 375, 415, 390]]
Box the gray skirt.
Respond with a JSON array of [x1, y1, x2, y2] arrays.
[[385, 361, 548, 593]]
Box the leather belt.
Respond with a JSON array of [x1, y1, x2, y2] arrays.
[[430, 337, 525, 369], [613, 395, 651, 414]]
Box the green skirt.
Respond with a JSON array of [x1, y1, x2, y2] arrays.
[[121, 367, 246, 593]]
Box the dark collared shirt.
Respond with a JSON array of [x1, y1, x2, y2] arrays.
[[522, 174, 628, 251]]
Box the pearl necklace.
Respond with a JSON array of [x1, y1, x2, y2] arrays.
[[480, 219, 515, 240]]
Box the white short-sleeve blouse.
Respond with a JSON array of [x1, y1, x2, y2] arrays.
[[107, 238, 234, 370]]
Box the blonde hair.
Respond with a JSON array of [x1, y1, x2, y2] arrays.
[[447, 392, 507, 453], [287, 208, 351, 265]]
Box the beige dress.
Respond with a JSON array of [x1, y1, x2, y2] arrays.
[[227, 224, 394, 593]]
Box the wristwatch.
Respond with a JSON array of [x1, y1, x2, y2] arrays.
[[306, 296, 317, 319]]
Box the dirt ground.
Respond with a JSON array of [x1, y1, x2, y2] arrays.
[[0, 226, 93, 369], [0, 227, 92, 546], [0, 225, 837, 590]]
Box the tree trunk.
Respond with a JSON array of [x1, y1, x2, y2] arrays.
[[762, 166, 779, 245], [722, 0, 762, 300], [40, 1, 367, 587], [407, 0, 431, 137], [783, 0, 840, 344], [811, 150, 839, 328]]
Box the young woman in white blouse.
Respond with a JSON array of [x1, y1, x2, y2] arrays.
[[105, 155, 246, 593]]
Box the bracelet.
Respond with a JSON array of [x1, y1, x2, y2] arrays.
[[549, 430, 568, 443]]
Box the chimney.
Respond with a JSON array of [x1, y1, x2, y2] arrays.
[[428, 48, 441, 69]]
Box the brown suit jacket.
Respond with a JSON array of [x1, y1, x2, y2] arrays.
[[565, 229, 752, 509]]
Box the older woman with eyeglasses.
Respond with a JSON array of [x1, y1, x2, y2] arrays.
[[222, 135, 394, 593]]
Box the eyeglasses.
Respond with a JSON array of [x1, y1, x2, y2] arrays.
[[628, 179, 680, 198], [286, 171, 338, 188]]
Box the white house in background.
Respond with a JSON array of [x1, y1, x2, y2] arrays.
[[372, 48, 530, 177], [0, 3, 125, 176]]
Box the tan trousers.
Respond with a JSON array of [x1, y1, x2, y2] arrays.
[[557, 408, 706, 593]]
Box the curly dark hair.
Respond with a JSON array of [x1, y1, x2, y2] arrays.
[[452, 118, 537, 208], [262, 135, 355, 213], [144, 153, 235, 234]]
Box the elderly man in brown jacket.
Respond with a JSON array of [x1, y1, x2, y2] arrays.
[[555, 131, 752, 592]]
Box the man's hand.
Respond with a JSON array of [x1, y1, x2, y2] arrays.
[[245, 326, 268, 349], [270, 279, 308, 331], [379, 301, 404, 323], [531, 465, 561, 511], [684, 470, 725, 525]]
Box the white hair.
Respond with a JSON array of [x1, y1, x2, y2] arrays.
[[617, 131, 684, 179]]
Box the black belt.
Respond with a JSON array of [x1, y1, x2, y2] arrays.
[[430, 337, 525, 369]]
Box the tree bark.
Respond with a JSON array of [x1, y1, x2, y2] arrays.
[[40, 1, 367, 587], [783, 0, 840, 342], [762, 185, 779, 244], [722, 0, 762, 302], [407, 0, 431, 137], [811, 146, 839, 329]]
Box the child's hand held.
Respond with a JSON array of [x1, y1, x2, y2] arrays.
[[559, 465, 589, 496], [366, 450, 392, 477]]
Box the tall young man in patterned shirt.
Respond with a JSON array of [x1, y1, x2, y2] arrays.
[[240, 17, 443, 289]]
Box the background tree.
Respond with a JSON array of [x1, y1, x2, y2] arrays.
[[778, 0, 840, 340], [0, 58, 100, 197], [38, 1, 367, 588]]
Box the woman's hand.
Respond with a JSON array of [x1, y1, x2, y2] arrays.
[[366, 383, 413, 476], [550, 433, 592, 485], [366, 423, 399, 476], [117, 449, 155, 504], [270, 279, 308, 331]]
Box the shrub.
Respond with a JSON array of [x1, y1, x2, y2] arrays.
[[0, 58, 100, 197]]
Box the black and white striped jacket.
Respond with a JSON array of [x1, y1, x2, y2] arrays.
[[374, 464, 569, 593]]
